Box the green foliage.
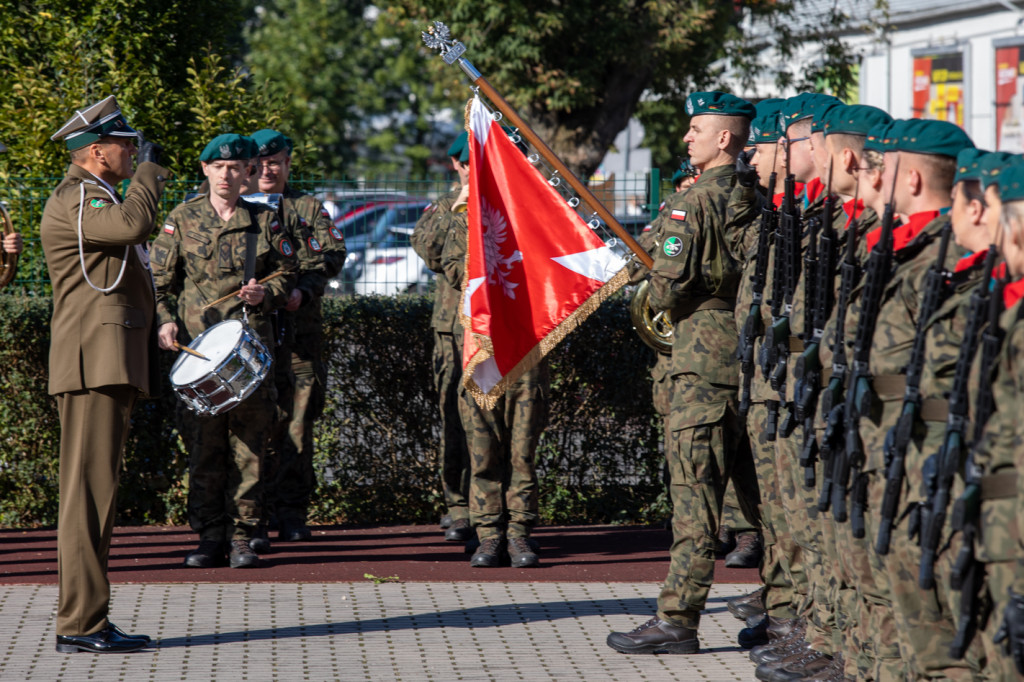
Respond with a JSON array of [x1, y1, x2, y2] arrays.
[[0, 1, 285, 179], [0, 291, 667, 528]]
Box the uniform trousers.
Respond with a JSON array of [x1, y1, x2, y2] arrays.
[[182, 384, 276, 542], [434, 330, 470, 521], [56, 385, 137, 636]]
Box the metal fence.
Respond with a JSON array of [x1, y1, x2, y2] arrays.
[[2, 171, 663, 297]]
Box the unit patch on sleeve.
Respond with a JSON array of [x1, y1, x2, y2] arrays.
[[670, 209, 687, 222], [278, 237, 295, 257], [163, 223, 176, 235], [329, 225, 344, 242], [89, 198, 111, 208], [307, 236, 322, 252], [663, 236, 683, 257]]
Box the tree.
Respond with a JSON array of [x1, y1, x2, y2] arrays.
[[0, 0, 283, 181]]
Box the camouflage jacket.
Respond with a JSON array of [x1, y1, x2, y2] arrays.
[[648, 163, 754, 389], [151, 195, 299, 349], [438, 207, 469, 334], [274, 185, 346, 339], [411, 187, 462, 332]]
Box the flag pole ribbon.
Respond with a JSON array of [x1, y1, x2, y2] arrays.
[[422, 21, 653, 269]]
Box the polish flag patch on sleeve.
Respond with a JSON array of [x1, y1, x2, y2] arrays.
[[163, 223, 175, 235], [671, 209, 687, 222]]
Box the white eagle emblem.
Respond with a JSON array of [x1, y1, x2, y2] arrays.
[[480, 197, 523, 299], [219, 144, 231, 159]]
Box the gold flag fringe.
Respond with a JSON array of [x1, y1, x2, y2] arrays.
[[460, 266, 630, 410]]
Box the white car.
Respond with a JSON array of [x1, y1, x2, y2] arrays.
[[353, 227, 434, 295]]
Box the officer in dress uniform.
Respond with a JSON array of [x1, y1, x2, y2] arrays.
[[150, 134, 298, 570], [41, 96, 170, 653]]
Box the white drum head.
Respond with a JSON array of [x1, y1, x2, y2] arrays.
[[170, 319, 245, 385]]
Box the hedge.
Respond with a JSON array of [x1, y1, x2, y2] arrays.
[[0, 292, 668, 528]]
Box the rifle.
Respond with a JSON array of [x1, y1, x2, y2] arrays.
[[917, 247, 997, 587], [875, 220, 953, 555], [739, 157, 779, 420], [772, 169, 802, 438], [760, 172, 789, 441], [946, 272, 1013, 658], [832, 158, 899, 530], [818, 187, 862, 511], [794, 166, 835, 488]]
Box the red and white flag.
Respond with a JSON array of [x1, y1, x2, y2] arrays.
[[461, 96, 629, 407]]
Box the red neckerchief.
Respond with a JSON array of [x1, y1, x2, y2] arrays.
[[954, 248, 989, 274], [864, 210, 940, 253], [842, 198, 864, 230], [804, 177, 825, 204], [772, 192, 785, 210], [1003, 276, 1024, 309]]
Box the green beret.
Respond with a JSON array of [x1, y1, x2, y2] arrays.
[[809, 101, 843, 134], [995, 162, 1024, 202], [754, 98, 785, 120], [199, 133, 258, 162], [671, 169, 684, 184], [823, 105, 892, 137], [979, 152, 1023, 189], [750, 114, 784, 145], [888, 119, 974, 158], [51, 95, 139, 151], [448, 131, 468, 159], [251, 128, 293, 157], [953, 148, 991, 184], [779, 93, 842, 132], [686, 91, 755, 120], [862, 122, 893, 153]]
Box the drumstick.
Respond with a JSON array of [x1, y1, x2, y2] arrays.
[[201, 271, 286, 311], [173, 341, 210, 361]]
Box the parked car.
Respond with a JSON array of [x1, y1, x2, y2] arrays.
[[353, 227, 434, 295], [326, 200, 432, 294]]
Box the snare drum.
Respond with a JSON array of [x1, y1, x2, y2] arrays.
[[170, 319, 272, 416]]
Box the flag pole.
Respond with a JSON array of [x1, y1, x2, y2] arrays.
[[422, 21, 654, 270]]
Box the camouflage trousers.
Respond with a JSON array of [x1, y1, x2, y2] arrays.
[[266, 335, 326, 525], [657, 380, 757, 629], [870, 427, 981, 680], [457, 360, 549, 540], [748, 400, 799, 619], [775, 419, 834, 655], [853, 398, 910, 680], [434, 331, 470, 521], [180, 383, 276, 542], [976, 497, 1020, 681]]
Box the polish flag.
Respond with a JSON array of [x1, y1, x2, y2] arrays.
[[461, 96, 628, 407]]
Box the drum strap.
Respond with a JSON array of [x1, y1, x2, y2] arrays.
[[243, 228, 257, 285]]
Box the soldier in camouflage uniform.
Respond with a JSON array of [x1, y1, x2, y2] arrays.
[[152, 134, 299, 569], [411, 133, 473, 542], [249, 128, 345, 547], [840, 120, 973, 680], [949, 160, 1024, 681], [438, 137, 550, 569], [606, 91, 758, 655]]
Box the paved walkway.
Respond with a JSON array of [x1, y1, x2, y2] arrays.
[[1, 581, 757, 681]]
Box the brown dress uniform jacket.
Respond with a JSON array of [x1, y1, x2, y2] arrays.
[[42, 161, 170, 396]]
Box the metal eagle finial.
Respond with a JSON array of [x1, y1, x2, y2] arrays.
[[421, 20, 467, 65]]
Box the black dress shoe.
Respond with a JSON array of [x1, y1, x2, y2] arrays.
[[439, 514, 453, 529], [108, 622, 151, 643], [606, 617, 700, 654], [56, 627, 148, 653]]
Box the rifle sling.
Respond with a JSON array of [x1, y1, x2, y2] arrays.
[[788, 336, 805, 352], [669, 296, 735, 320], [980, 471, 1018, 500]]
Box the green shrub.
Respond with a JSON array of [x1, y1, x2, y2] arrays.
[[0, 292, 666, 527]]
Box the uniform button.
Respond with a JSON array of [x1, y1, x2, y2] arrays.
[[125, 320, 132, 326]]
